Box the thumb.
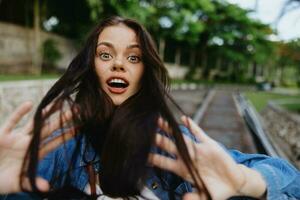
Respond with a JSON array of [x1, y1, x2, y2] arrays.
[[22, 177, 50, 192], [183, 192, 202, 200], [35, 177, 50, 192]]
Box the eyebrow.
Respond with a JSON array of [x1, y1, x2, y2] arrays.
[[97, 41, 140, 49], [127, 44, 140, 49], [97, 42, 113, 48]]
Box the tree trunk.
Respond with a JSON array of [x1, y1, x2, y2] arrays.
[[186, 48, 198, 80], [201, 49, 208, 79], [216, 56, 222, 70], [32, 0, 42, 75], [247, 62, 252, 78], [252, 61, 257, 80], [189, 48, 196, 68], [228, 62, 234, 82], [159, 37, 165, 61], [279, 65, 285, 85], [175, 46, 181, 66]]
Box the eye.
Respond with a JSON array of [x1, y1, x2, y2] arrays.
[[99, 52, 112, 61], [127, 55, 141, 63]]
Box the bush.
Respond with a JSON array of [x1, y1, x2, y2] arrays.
[[42, 39, 62, 73]]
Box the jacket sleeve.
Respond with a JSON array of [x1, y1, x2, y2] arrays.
[[37, 131, 83, 189], [229, 149, 300, 200], [179, 125, 300, 200]]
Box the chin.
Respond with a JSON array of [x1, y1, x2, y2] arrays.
[[111, 97, 126, 106]]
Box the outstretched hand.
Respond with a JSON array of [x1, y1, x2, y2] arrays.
[[0, 102, 75, 194], [149, 116, 266, 200]]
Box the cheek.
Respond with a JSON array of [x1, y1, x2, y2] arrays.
[[95, 61, 109, 81], [131, 67, 144, 90], [94, 67, 103, 81], [137, 67, 145, 83], [135, 64, 144, 81]]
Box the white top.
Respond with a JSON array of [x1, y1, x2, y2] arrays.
[[84, 184, 159, 200]]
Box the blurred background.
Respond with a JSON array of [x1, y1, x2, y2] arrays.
[[0, 0, 299, 168], [1, 0, 300, 84]]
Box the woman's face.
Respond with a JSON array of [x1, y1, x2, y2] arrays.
[[95, 24, 144, 105]]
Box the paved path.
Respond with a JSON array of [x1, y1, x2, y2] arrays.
[[170, 89, 206, 120], [198, 90, 257, 153]]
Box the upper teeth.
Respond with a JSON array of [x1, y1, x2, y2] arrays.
[[109, 78, 126, 84]]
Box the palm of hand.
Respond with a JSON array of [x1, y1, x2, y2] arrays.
[[0, 131, 31, 193], [0, 102, 34, 193], [0, 102, 75, 194], [151, 116, 245, 200], [191, 140, 244, 200]]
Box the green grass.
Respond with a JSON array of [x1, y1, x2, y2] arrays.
[[0, 74, 59, 82], [244, 91, 300, 112], [171, 79, 254, 86], [282, 104, 300, 113], [171, 79, 214, 84]]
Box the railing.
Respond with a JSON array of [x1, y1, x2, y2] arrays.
[[235, 93, 281, 158], [261, 101, 300, 168]]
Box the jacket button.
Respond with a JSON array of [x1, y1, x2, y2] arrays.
[[151, 182, 158, 190]]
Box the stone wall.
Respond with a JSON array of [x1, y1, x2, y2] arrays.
[[165, 63, 189, 79], [0, 79, 56, 125], [261, 102, 300, 168], [0, 22, 77, 74]]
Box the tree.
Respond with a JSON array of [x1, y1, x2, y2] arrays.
[[275, 39, 300, 86], [0, 0, 280, 81], [182, 1, 274, 82]]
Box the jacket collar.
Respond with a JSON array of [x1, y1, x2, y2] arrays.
[[78, 135, 101, 171]]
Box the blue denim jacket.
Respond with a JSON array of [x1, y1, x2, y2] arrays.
[[1, 126, 300, 200]]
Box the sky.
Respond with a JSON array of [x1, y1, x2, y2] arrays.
[[226, 0, 300, 41]]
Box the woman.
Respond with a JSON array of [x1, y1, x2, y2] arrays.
[[1, 16, 299, 200]]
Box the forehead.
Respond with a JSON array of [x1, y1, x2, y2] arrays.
[[97, 24, 139, 45]]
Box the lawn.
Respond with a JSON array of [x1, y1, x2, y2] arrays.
[[244, 91, 300, 112], [282, 103, 300, 113], [0, 74, 59, 82]]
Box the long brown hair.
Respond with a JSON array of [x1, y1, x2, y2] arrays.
[[22, 16, 201, 199]]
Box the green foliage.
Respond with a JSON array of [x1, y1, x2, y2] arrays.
[[245, 92, 300, 112], [42, 39, 62, 69], [8, 0, 297, 83], [275, 39, 300, 86], [283, 103, 300, 113], [0, 74, 59, 82], [42, 0, 93, 39], [86, 0, 104, 21]]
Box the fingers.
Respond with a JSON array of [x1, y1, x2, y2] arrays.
[[156, 117, 200, 163], [1, 101, 33, 134], [182, 134, 198, 159], [23, 118, 34, 135], [40, 110, 73, 140], [148, 153, 179, 173], [157, 116, 173, 135], [35, 177, 50, 192], [22, 176, 50, 192], [155, 134, 178, 156], [183, 192, 205, 200], [155, 133, 197, 159], [181, 116, 210, 143], [158, 116, 210, 144], [39, 127, 75, 159], [41, 101, 62, 118], [183, 193, 200, 200]]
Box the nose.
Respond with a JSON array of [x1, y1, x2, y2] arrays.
[[111, 59, 125, 72]]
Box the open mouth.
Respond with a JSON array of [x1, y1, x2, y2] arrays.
[[107, 78, 129, 88]]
